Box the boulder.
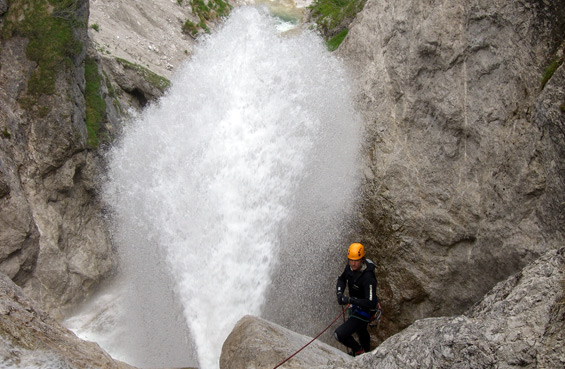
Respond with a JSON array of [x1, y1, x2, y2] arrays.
[[339, 0, 565, 340], [0, 273, 135, 369], [220, 315, 352, 369]]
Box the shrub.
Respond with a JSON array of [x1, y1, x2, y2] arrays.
[[181, 0, 232, 37], [327, 28, 348, 51], [308, 0, 366, 51], [183, 19, 199, 37]]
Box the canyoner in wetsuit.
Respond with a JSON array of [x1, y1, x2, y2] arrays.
[[334, 243, 379, 356]]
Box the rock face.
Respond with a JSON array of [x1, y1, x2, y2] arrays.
[[220, 315, 352, 369], [339, 0, 565, 340], [88, 0, 195, 80], [87, 0, 194, 113], [352, 247, 565, 369], [0, 272, 135, 369], [0, 0, 115, 319], [221, 248, 565, 369]]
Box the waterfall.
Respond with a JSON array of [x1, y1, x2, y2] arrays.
[[79, 6, 361, 369]]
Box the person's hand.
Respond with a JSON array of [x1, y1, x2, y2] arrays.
[[338, 295, 350, 305]]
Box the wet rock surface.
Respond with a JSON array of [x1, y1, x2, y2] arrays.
[[340, 0, 565, 340], [0, 273, 135, 369]]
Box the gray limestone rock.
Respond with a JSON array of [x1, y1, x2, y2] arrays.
[[0, 272, 135, 369], [21, 151, 115, 319], [220, 315, 352, 369], [100, 55, 170, 111], [86, 0, 195, 116], [0, 0, 115, 319], [339, 0, 565, 340], [87, 0, 195, 80], [352, 247, 565, 369]]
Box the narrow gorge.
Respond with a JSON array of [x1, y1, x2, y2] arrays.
[[1, 0, 564, 368]]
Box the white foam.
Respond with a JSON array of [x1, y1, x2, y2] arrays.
[[102, 6, 361, 369]]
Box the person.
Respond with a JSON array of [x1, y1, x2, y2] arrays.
[[334, 242, 379, 356]]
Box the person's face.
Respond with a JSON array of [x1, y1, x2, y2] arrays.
[[349, 258, 363, 271]]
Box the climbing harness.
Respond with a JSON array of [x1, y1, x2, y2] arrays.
[[369, 303, 383, 327], [348, 303, 383, 325], [271, 306, 349, 369], [344, 303, 383, 355]]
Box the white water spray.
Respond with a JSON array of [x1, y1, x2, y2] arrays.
[[102, 6, 361, 369]]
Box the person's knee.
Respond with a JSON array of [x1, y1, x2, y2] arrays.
[[334, 330, 341, 342], [334, 328, 350, 344]]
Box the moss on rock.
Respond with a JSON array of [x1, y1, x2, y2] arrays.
[[1, 0, 83, 99]]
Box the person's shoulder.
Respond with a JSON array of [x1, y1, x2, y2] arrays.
[[364, 259, 377, 274]]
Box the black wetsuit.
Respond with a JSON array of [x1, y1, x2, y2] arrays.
[[334, 259, 378, 353]]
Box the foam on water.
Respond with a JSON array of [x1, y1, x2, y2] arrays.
[[99, 6, 361, 369]]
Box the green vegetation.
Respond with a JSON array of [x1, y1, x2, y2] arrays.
[[182, 19, 202, 37], [181, 0, 232, 37], [90, 23, 100, 32], [327, 29, 348, 51], [115, 58, 171, 91], [84, 57, 107, 148], [1, 0, 83, 98], [541, 56, 564, 89], [308, 0, 366, 51]]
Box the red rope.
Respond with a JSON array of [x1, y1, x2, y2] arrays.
[[272, 305, 349, 369]]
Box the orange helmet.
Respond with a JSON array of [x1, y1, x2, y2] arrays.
[[347, 243, 365, 260]]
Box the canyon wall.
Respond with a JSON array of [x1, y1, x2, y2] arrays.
[[1, 0, 565, 359], [0, 0, 116, 319], [339, 0, 565, 341], [0, 0, 196, 319]]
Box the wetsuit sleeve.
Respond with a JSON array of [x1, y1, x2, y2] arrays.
[[350, 271, 378, 310], [336, 266, 347, 296]]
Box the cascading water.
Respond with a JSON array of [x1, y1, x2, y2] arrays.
[[70, 6, 362, 369]]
